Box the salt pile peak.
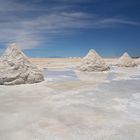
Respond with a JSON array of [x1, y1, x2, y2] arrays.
[[0, 43, 44, 85], [83, 49, 100, 59], [79, 49, 110, 72], [117, 52, 137, 67]]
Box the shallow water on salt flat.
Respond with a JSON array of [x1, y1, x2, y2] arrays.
[[43, 69, 79, 82], [0, 67, 140, 140]]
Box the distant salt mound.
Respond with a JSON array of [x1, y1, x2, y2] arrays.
[[79, 49, 110, 72], [0, 43, 44, 85], [117, 52, 137, 67], [135, 57, 140, 65]]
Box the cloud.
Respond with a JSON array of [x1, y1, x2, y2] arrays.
[[0, 0, 139, 49], [21, 12, 140, 32], [89, 18, 140, 28]]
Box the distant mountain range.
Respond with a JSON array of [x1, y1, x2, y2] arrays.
[[47, 56, 64, 58]]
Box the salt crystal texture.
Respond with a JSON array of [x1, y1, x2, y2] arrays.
[[0, 43, 44, 85], [117, 52, 137, 67], [79, 49, 110, 72]]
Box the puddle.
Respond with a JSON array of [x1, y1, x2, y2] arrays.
[[43, 69, 79, 82], [106, 72, 118, 81], [97, 78, 140, 98]]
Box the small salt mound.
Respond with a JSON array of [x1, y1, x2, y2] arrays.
[[0, 43, 44, 85], [135, 57, 140, 65], [117, 52, 137, 67], [79, 49, 110, 72]]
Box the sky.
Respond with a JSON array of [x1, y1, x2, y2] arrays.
[[0, 0, 140, 58]]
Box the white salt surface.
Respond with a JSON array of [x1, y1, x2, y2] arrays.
[[0, 67, 140, 140]]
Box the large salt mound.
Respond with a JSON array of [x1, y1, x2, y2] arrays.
[[79, 49, 110, 72], [0, 43, 44, 85], [117, 52, 137, 67]]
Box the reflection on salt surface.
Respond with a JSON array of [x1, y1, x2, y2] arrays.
[[43, 69, 79, 82], [99, 79, 140, 95], [0, 67, 140, 140]]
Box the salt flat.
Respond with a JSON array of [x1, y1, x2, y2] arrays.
[[0, 60, 140, 140]]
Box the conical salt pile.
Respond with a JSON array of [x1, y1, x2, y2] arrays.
[[79, 49, 110, 72], [135, 57, 140, 65], [0, 43, 44, 85], [117, 52, 137, 67]]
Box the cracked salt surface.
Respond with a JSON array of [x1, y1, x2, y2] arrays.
[[0, 68, 140, 140]]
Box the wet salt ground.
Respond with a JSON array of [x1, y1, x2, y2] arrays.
[[44, 69, 79, 82], [0, 68, 140, 140]]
